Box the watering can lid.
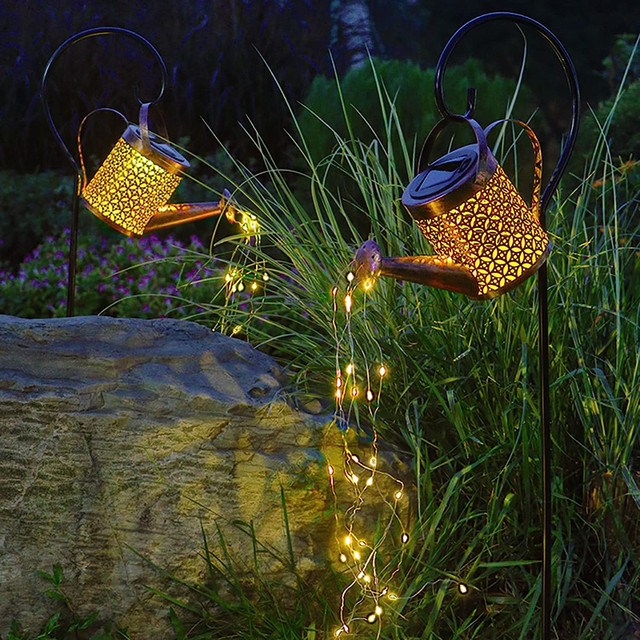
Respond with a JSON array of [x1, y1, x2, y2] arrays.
[[122, 124, 190, 174], [402, 144, 496, 220]]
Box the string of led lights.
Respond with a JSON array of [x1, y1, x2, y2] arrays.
[[327, 269, 412, 638]]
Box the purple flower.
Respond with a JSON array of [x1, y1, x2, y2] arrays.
[[54, 251, 64, 260], [97, 283, 106, 293]]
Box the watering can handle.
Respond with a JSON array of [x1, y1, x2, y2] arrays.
[[417, 115, 491, 186], [76, 107, 129, 193], [484, 119, 543, 220]]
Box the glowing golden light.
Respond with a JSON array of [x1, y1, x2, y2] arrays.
[[328, 465, 335, 476], [237, 282, 245, 292], [251, 282, 258, 291], [350, 473, 359, 484], [401, 533, 409, 544], [262, 272, 270, 282], [375, 606, 383, 616], [458, 583, 469, 595], [363, 278, 374, 291], [369, 457, 377, 467], [378, 365, 386, 377], [394, 490, 403, 500], [367, 613, 377, 624], [351, 454, 360, 463], [351, 387, 358, 397], [81, 136, 183, 237], [388, 593, 398, 601], [366, 389, 374, 401], [335, 388, 342, 400], [346, 271, 355, 283], [345, 294, 352, 314], [332, 286, 339, 297], [415, 164, 548, 298], [344, 536, 353, 546], [339, 553, 348, 563], [346, 363, 354, 375], [366, 476, 374, 486], [363, 574, 372, 583], [353, 550, 362, 560]]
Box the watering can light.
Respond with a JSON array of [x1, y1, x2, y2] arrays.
[[354, 13, 580, 640], [356, 116, 549, 299], [79, 117, 238, 238]]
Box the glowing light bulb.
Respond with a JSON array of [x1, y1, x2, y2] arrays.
[[237, 282, 245, 292], [351, 454, 360, 463], [367, 613, 376, 624], [350, 473, 359, 484], [335, 388, 342, 400], [363, 574, 371, 583], [366, 476, 374, 486], [346, 363, 354, 375], [394, 490, 403, 500], [366, 389, 374, 401], [345, 294, 352, 314], [336, 377, 342, 388], [351, 387, 358, 397], [353, 550, 361, 560], [346, 271, 355, 283], [232, 325, 242, 335], [231, 284, 237, 293], [358, 571, 365, 579], [331, 286, 338, 297], [358, 540, 366, 547], [339, 553, 348, 563], [364, 278, 373, 291], [388, 593, 398, 601], [327, 465, 334, 476], [378, 365, 386, 377], [401, 533, 409, 544], [369, 457, 377, 467], [375, 606, 383, 616], [458, 583, 469, 595], [262, 272, 270, 281], [381, 587, 389, 596], [345, 536, 353, 546], [225, 272, 232, 282]]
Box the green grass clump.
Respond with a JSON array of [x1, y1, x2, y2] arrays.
[[167, 54, 640, 638]]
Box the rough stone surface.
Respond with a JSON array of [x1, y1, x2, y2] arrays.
[[0, 315, 410, 638]]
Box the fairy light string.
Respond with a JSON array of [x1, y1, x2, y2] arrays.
[[328, 269, 411, 638]]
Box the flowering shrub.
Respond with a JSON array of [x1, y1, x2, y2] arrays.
[[0, 230, 226, 320]]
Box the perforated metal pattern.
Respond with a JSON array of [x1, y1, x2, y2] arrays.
[[417, 165, 549, 298], [82, 138, 182, 237]]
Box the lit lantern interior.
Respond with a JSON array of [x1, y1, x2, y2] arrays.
[[416, 165, 549, 298], [81, 126, 187, 237], [401, 118, 550, 299]]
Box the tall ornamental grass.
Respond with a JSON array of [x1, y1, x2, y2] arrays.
[[165, 47, 640, 638]]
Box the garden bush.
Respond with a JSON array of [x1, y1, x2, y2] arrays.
[[0, 230, 227, 320]]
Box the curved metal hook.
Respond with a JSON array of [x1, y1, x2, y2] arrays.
[[433, 12, 580, 221], [41, 27, 168, 172]]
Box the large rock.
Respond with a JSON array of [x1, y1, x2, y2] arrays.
[[0, 315, 410, 638]]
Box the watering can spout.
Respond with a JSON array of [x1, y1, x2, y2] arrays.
[[354, 240, 479, 298], [143, 189, 239, 234]]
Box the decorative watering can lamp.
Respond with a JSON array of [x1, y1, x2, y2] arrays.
[[356, 13, 580, 640], [41, 27, 244, 316]]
